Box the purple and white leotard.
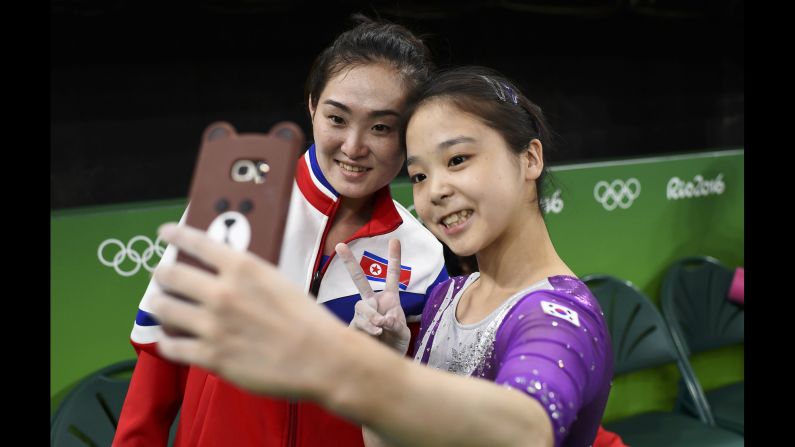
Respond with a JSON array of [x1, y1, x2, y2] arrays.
[[414, 273, 613, 447]]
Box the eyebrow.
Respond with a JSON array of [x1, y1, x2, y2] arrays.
[[439, 136, 476, 149], [406, 136, 476, 166], [323, 99, 400, 119]]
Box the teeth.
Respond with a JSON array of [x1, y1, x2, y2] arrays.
[[442, 210, 472, 226], [339, 161, 366, 172]]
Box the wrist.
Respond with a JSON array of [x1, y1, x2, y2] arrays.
[[301, 321, 351, 402], [318, 327, 408, 426]]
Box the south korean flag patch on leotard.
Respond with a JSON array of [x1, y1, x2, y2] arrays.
[[541, 301, 581, 327]]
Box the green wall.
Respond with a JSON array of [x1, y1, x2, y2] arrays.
[[535, 150, 744, 421], [51, 149, 743, 420], [51, 200, 187, 413]]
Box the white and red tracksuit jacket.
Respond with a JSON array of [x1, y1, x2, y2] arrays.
[[114, 144, 449, 446]]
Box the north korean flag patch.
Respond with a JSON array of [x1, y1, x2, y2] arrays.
[[541, 300, 580, 327], [360, 251, 411, 290]]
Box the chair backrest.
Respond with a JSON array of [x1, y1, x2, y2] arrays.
[[661, 256, 744, 356], [51, 360, 136, 447], [582, 274, 715, 425], [583, 274, 681, 374]]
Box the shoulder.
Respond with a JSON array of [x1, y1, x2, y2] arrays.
[[502, 275, 606, 335], [420, 274, 471, 323], [426, 274, 472, 304], [513, 276, 598, 311]]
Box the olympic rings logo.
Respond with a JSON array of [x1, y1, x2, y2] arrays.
[[593, 178, 641, 211], [97, 235, 167, 277]]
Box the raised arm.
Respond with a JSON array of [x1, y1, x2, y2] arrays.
[[148, 223, 554, 447], [319, 323, 554, 447]]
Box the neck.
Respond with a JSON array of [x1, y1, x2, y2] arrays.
[[334, 194, 374, 226], [474, 206, 572, 294], [322, 194, 376, 256]]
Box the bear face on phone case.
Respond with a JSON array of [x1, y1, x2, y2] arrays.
[[179, 121, 304, 268]]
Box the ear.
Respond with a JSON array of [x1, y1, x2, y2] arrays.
[[203, 121, 236, 143], [269, 121, 305, 146], [522, 139, 544, 182]]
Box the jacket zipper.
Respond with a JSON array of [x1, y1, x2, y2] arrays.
[[309, 201, 340, 296], [286, 402, 297, 447]]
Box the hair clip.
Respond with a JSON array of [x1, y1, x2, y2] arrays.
[[500, 82, 519, 105], [480, 75, 518, 105]]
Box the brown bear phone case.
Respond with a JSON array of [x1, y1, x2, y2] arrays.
[[177, 121, 304, 269]]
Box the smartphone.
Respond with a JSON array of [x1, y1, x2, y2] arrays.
[[163, 121, 303, 335]]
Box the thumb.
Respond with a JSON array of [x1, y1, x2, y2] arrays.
[[363, 297, 386, 325], [382, 315, 404, 332], [365, 296, 379, 310]]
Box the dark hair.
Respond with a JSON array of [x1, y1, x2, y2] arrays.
[[305, 14, 434, 111], [402, 65, 554, 206]]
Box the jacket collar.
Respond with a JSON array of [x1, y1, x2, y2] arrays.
[[295, 145, 403, 235]]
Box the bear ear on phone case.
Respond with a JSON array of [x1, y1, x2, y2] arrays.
[[179, 121, 304, 268]]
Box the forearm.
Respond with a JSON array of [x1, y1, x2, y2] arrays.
[[316, 328, 553, 447], [114, 350, 185, 446]]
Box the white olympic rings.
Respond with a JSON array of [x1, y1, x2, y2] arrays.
[[593, 178, 641, 211], [97, 235, 166, 277]]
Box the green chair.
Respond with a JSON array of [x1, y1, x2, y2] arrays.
[[51, 359, 179, 446], [661, 256, 744, 435], [582, 274, 744, 446]]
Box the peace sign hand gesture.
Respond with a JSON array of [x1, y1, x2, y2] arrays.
[[335, 239, 411, 356]]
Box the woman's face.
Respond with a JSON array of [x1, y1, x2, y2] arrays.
[[406, 100, 536, 257], [309, 63, 407, 201]]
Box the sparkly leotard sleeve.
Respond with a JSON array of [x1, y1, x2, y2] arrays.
[[414, 274, 613, 447]]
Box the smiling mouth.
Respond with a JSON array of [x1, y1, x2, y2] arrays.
[[440, 209, 473, 229], [336, 160, 370, 173]]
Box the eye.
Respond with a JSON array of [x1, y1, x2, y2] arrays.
[[372, 124, 390, 133], [215, 199, 230, 213], [239, 199, 254, 214], [328, 115, 344, 125], [448, 155, 467, 167], [410, 173, 426, 184]]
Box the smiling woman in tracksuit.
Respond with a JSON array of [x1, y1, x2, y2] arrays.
[[113, 16, 448, 447]]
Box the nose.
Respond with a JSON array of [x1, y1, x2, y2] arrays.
[[224, 218, 236, 228], [429, 173, 454, 206], [340, 130, 369, 160]]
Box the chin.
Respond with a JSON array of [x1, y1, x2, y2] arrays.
[[335, 182, 379, 200], [443, 239, 479, 258]]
